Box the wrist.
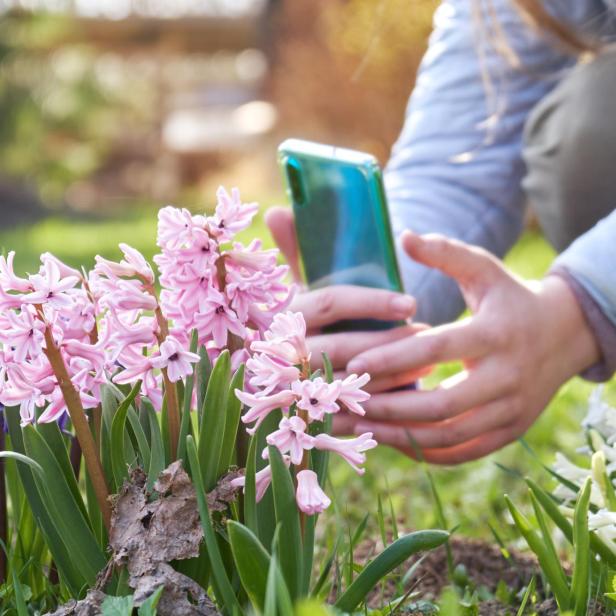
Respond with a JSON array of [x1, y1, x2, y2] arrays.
[[537, 275, 601, 376]]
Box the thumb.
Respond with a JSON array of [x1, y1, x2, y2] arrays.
[[265, 206, 302, 283], [401, 231, 503, 287]]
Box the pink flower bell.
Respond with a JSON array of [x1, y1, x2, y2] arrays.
[[296, 469, 331, 515], [313, 432, 377, 475], [236, 389, 296, 434], [338, 373, 371, 416], [150, 336, 200, 382], [292, 377, 342, 421], [266, 416, 315, 465]]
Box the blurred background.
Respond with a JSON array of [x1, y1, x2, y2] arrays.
[[0, 0, 435, 264], [0, 0, 613, 540]]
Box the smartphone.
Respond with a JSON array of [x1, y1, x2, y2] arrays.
[[278, 139, 403, 332]]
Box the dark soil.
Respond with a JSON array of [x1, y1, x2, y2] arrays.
[[359, 536, 554, 615]]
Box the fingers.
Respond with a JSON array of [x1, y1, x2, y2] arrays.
[[402, 231, 504, 291], [291, 285, 416, 331], [347, 318, 491, 376], [361, 363, 514, 423], [352, 418, 521, 465], [265, 206, 302, 283], [308, 324, 428, 370]]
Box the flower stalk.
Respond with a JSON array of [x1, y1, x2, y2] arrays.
[[41, 323, 111, 530]]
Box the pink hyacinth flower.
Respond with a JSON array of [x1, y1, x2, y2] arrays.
[[296, 470, 331, 515], [0, 308, 44, 363], [337, 373, 371, 416], [0, 251, 31, 293], [266, 416, 315, 465], [231, 463, 271, 502], [211, 186, 258, 238], [236, 389, 296, 434], [193, 288, 246, 347], [251, 311, 310, 365], [292, 377, 342, 421], [150, 336, 200, 382], [22, 259, 79, 309], [95, 244, 154, 283], [246, 353, 300, 395], [157, 206, 195, 250], [113, 356, 154, 385], [313, 432, 377, 475]]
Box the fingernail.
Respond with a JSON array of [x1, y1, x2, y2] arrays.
[[390, 295, 415, 314], [353, 422, 371, 435], [347, 359, 367, 374]]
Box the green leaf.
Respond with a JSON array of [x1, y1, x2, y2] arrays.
[[228, 520, 271, 611], [198, 349, 231, 490], [268, 445, 303, 600], [177, 330, 198, 462], [186, 435, 243, 615], [526, 478, 616, 568], [101, 594, 134, 616], [217, 365, 245, 476], [264, 533, 294, 616], [143, 399, 165, 490], [516, 577, 536, 616], [22, 425, 107, 584], [243, 434, 258, 535], [127, 406, 151, 471], [196, 345, 213, 423], [111, 382, 142, 489], [36, 421, 88, 520], [504, 495, 569, 611], [529, 491, 568, 599], [0, 451, 44, 478], [334, 530, 449, 613], [4, 408, 87, 596], [571, 478, 592, 616], [138, 586, 164, 616]]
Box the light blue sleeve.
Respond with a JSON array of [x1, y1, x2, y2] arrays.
[[553, 210, 616, 326], [384, 0, 583, 324]]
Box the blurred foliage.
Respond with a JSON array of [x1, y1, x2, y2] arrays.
[[0, 11, 117, 205], [271, 0, 438, 164]]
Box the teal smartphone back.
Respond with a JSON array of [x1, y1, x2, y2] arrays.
[[278, 139, 402, 294]]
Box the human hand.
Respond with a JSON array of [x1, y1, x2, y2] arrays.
[[265, 207, 430, 391], [339, 231, 601, 464]]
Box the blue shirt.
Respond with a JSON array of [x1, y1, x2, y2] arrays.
[[385, 0, 616, 327]]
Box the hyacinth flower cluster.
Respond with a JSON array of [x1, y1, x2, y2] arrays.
[[232, 311, 377, 515], [0, 186, 293, 527]]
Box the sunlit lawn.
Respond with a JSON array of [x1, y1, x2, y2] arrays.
[[1, 203, 613, 541]]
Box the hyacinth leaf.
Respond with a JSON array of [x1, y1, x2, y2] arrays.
[[36, 421, 88, 520], [525, 478, 616, 568], [186, 435, 244, 615], [126, 406, 151, 472], [196, 345, 213, 423], [218, 365, 245, 476], [322, 352, 334, 384], [101, 594, 133, 615], [85, 468, 106, 547], [334, 530, 449, 613], [571, 477, 592, 616], [244, 434, 258, 535], [264, 531, 294, 616], [137, 585, 164, 615], [198, 349, 231, 490], [256, 410, 282, 549], [4, 408, 88, 595], [177, 330, 199, 462], [228, 520, 271, 611], [311, 539, 340, 597], [100, 385, 119, 485], [141, 399, 166, 489], [111, 381, 142, 489], [504, 496, 569, 611], [516, 576, 536, 616], [529, 491, 569, 597], [268, 445, 304, 601], [22, 425, 107, 587]]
